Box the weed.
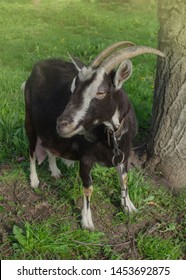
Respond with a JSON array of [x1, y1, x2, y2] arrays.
[[11, 221, 105, 259]]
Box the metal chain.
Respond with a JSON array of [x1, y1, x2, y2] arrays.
[[107, 129, 137, 259], [111, 132, 125, 166]]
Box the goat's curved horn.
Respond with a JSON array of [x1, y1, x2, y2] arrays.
[[91, 41, 135, 68], [101, 46, 165, 73]]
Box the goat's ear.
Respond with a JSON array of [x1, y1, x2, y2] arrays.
[[114, 60, 132, 89], [68, 52, 85, 72]]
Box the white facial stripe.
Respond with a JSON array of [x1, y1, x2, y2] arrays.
[[73, 68, 105, 126]]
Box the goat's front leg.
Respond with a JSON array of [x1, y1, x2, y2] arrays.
[[116, 164, 137, 213], [79, 159, 95, 231]]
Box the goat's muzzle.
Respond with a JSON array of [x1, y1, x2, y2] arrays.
[[57, 117, 83, 138]]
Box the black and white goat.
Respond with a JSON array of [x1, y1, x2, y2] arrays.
[[23, 42, 164, 230]]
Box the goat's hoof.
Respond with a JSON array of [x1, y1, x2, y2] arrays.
[[81, 220, 95, 231], [122, 201, 138, 213], [82, 225, 95, 231], [51, 168, 62, 179], [124, 205, 138, 214], [30, 177, 40, 188], [121, 197, 138, 214]]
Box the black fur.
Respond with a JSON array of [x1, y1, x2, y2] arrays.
[[25, 58, 137, 195]]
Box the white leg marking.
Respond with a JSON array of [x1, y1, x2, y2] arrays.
[[61, 158, 75, 168], [30, 153, 39, 188], [48, 152, 61, 179], [81, 186, 95, 230], [121, 173, 137, 213]]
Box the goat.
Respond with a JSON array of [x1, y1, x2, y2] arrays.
[[23, 41, 164, 230]]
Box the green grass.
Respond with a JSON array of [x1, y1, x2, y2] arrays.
[[0, 0, 185, 260], [11, 222, 105, 259], [0, 0, 158, 160], [137, 235, 182, 260]]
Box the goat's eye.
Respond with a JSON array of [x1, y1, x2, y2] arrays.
[[96, 91, 106, 100]]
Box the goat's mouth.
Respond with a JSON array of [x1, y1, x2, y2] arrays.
[[57, 120, 84, 138]]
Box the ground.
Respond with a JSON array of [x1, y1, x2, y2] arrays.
[[0, 157, 185, 260]]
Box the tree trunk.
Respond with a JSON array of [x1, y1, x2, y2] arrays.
[[147, 0, 186, 189]]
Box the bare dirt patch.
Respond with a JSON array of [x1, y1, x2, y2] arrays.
[[0, 181, 53, 242]]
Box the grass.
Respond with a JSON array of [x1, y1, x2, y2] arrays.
[[137, 235, 182, 260], [11, 222, 105, 259], [0, 0, 185, 260]]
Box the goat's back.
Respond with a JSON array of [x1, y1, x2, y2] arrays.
[[25, 59, 78, 139]]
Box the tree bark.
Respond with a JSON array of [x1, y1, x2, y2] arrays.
[[147, 0, 186, 189]]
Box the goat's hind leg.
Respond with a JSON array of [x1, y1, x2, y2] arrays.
[[47, 152, 62, 179], [80, 159, 95, 230], [117, 164, 137, 213]]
